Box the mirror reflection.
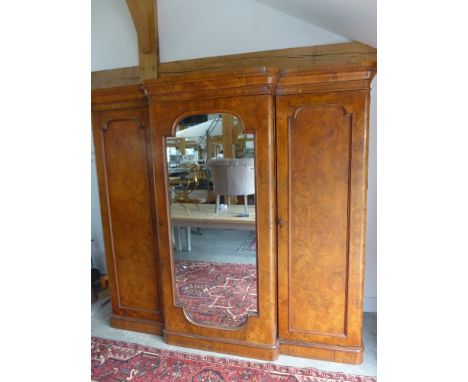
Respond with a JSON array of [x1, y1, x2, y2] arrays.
[[166, 113, 257, 329]]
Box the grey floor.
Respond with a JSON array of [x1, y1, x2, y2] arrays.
[[174, 228, 257, 264], [92, 298, 376, 377]]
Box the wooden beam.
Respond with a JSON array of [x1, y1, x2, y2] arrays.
[[91, 66, 140, 89], [126, 0, 155, 54], [91, 42, 376, 89], [158, 42, 376, 77], [139, 50, 158, 81], [126, 0, 159, 80]]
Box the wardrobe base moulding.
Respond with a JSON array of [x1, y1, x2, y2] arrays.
[[164, 330, 280, 361], [280, 339, 363, 365], [110, 314, 164, 336]]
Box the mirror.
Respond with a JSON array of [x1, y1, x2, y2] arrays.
[[166, 113, 257, 329]]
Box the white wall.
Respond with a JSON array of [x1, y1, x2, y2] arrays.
[[157, 0, 348, 62], [91, 138, 106, 274], [364, 77, 377, 312], [255, 0, 376, 47], [91, 0, 377, 312], [91, 0, 139, 70], [91, 0, 348, 71]]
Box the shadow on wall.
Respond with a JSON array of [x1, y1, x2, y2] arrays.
[[363, 76, 377, 313], [91, 142, 107, 274]]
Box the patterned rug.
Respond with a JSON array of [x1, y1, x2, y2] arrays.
[[91, 337, 376, 382], [175, 260, 257, 328]]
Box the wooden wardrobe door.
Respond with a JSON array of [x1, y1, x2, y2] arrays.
[[276, 91, 371, 364], [144, 69, 279, 360], [92, 91, 163, 334]]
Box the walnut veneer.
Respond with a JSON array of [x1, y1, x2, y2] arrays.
[[276, 69, 374, 364], [92, 86, 164, 335], [144, 68, 279, 360], [91, 50, 376, 364]]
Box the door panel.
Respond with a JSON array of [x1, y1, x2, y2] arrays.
[[146, 90, 279, 360], [288, 105, 351, 337], [277, 92, 369, 348], [93, 109, 162, 321]]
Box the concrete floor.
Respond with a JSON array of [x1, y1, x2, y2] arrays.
[[92, 298, 376, 377], [174, 228, 257, 264]]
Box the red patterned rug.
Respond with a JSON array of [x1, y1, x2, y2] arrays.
[[91, 337, 376, 382], [175, 260, 257, 328]]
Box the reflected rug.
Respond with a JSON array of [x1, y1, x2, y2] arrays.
[[91, 336, 376, 382], [175, 260, 257, 328]]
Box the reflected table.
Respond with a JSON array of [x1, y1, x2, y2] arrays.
[[171, 203, 256, 251]]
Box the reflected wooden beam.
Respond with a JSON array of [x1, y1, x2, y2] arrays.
[[177, 138, 186, 155], [208, 143, 214, 160], [222, 115, 234, 158], [232, 119, 243, 143], [221, 114, 237, 205]]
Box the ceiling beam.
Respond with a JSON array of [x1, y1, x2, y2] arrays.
[[92, 42, 376, 89], [158, 42, 376, 77], [92, 66, 141, 89], [126, 0, 159, 80]]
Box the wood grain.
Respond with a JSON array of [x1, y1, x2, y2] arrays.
[[287, 105, 352, 338], [91, 54, 376, 364], [92, 87, 164, 331], [92, 67, 141, 90], [276, 73, 374, 364], [280, 339, 363, 364], [145, 74, 278, 360], [158, 42, 375, 77], [111, 314, 164, 335], [92, 42, 375, 89], [164, 330, 279, 361], [126, 0, 159, 80], [126, 0, 157, 54]]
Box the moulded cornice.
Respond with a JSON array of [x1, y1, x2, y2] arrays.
[[91, 84, 148, 111]]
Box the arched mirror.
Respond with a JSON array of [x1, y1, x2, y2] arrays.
[[165, 113, 257, 329]]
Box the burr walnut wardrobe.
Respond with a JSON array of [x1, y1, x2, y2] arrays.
[[92, 44, 376, 364]]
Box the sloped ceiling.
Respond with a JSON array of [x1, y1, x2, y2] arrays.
[[92, 0, 350, 71], [254, 0, 376, 47]]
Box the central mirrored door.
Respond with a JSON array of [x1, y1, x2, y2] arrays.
[[165, 113, 258, 329]]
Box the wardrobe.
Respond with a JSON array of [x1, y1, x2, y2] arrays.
[[92, 48, 376, 364]]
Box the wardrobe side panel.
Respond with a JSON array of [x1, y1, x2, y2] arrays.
[[92, 107, 163, 326]]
